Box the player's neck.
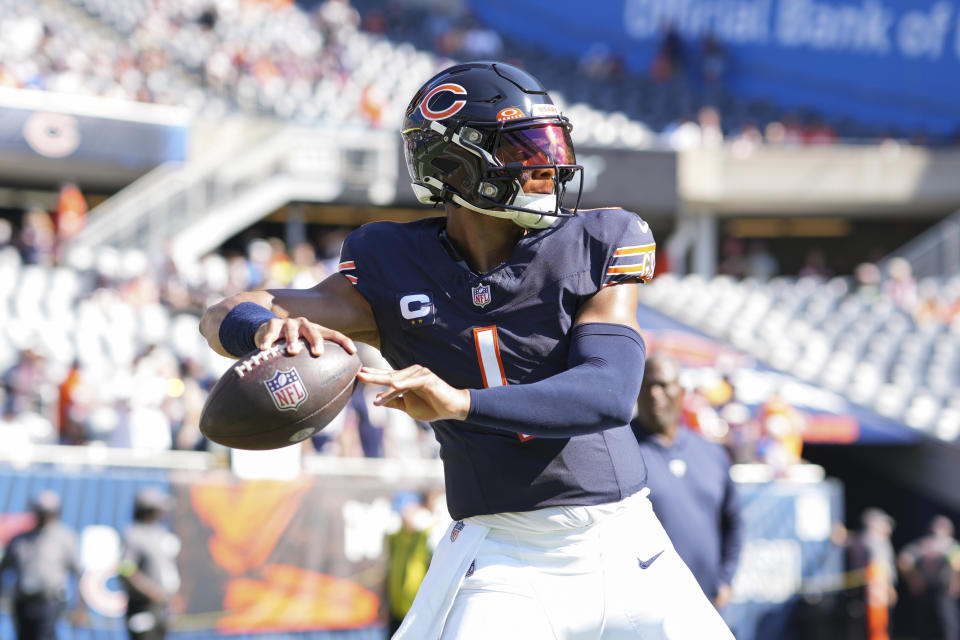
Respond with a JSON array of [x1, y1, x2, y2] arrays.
[[445, 207, 525, 274]]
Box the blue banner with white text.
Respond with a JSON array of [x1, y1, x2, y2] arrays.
[[469, 0, 960, 135]]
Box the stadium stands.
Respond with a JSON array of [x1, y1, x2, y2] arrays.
[[342, 0, 912, 144], [0, 0, 683, 149], [639, 272, 960, 442], [0, 0, 202, 106], [5, 0, 917, 149], [0, 226, 436, 458]]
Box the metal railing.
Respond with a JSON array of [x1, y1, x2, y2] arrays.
[[883, 208, 960, 278], [70, 125, 399, 264]]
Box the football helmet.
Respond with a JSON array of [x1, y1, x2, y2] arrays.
[[402, 62, 583, 229]]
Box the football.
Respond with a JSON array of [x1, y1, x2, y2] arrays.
[[199, 340, 362, 450]]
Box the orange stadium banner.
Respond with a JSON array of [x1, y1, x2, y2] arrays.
[[0, 466, 438, 639]]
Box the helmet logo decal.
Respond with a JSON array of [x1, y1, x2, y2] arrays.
[[497, 107, 525, 122], [419, 83, 468, 120]]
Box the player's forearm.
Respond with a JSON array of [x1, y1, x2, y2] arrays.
[[466, 323, 646, 437], [200, 291, 277, 357]]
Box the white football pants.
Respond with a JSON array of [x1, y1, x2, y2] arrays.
[[397, 489, 734, 640]]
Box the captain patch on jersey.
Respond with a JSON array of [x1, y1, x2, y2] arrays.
[[397, 292, 437, 328]]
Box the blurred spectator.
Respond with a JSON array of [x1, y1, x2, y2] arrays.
[[289, 241, 328, 288], [3, 350, 57, 439], [197, 6, 218, 31], [730, 120, 763, 156], [632, 353, 743, 609], [313, 0, 360, 44], [662, 114, 701, 151], [681, 385, 729, 443], [0, 491, 88, 639], [53, 183, 87, 250], [897, 515, 960, 640], [745, 241, 778, 280], [757, 391, 805, 475], [384, 490, 432, 635], [460, 17, 502, 60], [799, 248, 832, 279], [697, 106, 723, 149], [347, 384, 385, 458], [662, 114, 697, 149], [804, 117, 838, 145], [360, 8, 387, 34], [764, 120, 788, 145], [18, 208, 56, 266], [702, 373, 735, 408], [718, 236, 748, 278], [775, 115, 806, 146], [854, 262, 884, 303], [913, 279, 948, 326], [699, 32, 728, 87], [842, 508, 897, 640], [171, 359, 211, 451], [57, 359, 86, 445], [719, 401, 759, 464], [579, 44, 623, 81], [651, 22, 684, 83], [882, 257, 918, 311], [118, 488, 182, 640]]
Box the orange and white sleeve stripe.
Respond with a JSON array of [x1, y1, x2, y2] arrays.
[[337, 260, 358, 285], [603, 243, 656, 287]]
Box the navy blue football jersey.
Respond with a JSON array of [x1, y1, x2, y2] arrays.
[[338, 208, 656, 520]]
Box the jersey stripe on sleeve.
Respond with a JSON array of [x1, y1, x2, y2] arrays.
[[603, 243, 656, 287], [338, 260, 358, 285]]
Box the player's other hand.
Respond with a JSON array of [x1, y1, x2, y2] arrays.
[[358, 365, 470, 422], [254, 316, 356, 357]]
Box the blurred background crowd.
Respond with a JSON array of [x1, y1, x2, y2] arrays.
[[0, 0, 955, 473], [1, 0, 956, 148], [2, 181, 958, 468]]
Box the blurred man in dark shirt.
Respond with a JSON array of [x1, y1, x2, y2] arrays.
[[632, 354, 743, 608], [898, 515, 960, 640], [0, 491, 87, 640], [118, 488, 182, 640]]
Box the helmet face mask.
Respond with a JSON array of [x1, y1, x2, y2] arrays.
[[402, 62, 583, 229]]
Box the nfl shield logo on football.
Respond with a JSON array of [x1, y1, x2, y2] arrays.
[[264, 368, 309, 412], [450, 520, 465, 542], [471, 283, 491, 308]]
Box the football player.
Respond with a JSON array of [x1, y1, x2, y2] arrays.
[[200, 61, 733, 639]]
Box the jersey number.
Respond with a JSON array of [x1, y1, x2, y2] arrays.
[[472, 326, 533, 442]]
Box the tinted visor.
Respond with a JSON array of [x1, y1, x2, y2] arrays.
[[495, 124, 576, 177]]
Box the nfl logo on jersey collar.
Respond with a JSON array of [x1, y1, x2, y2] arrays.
[[471, 283, 491, 308]]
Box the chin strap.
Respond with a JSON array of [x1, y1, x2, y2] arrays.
[[417, 176, 561, 230], [449, 192, 558, 230]]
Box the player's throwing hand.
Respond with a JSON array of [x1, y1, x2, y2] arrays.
[[358, 366, 470, 422]]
